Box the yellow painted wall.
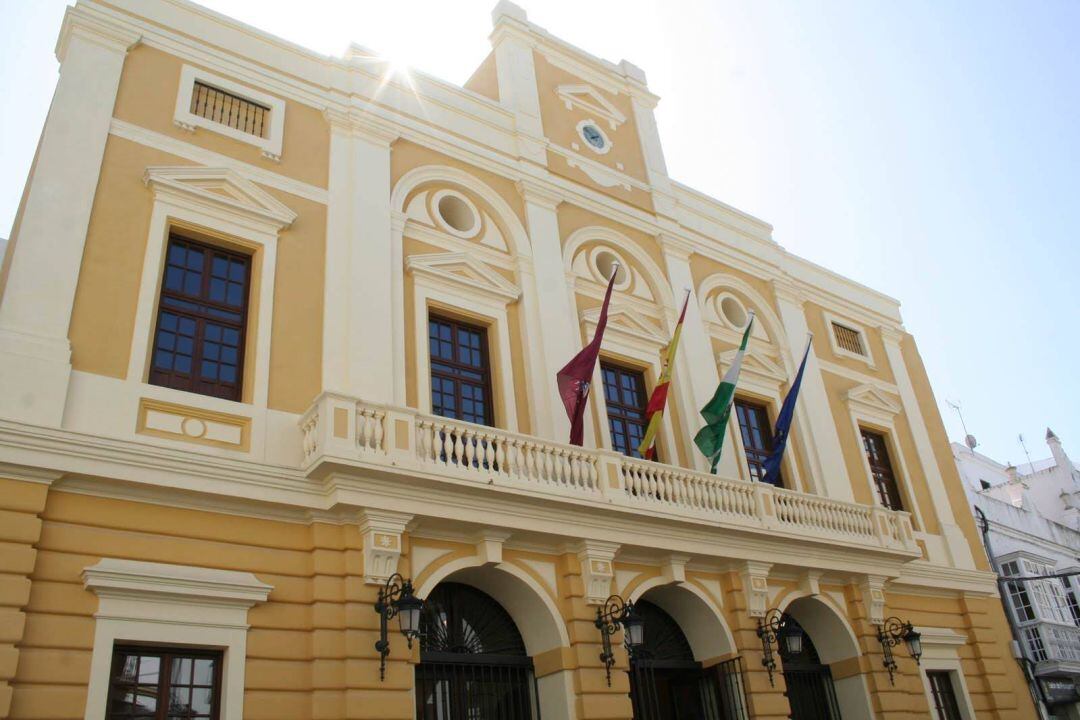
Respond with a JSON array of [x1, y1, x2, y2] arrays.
[[112, 45, 328, 189], [463, 52, 500, 102]]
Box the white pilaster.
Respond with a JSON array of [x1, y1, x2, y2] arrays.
[[0, 10, 139, 426], [490, 2, 547, 165], [772, 281, 853, 500], [880, 327, 975, 569], [624, 66, 676, 219], [322, 111, 398, 403], [658, 238, 730, 474], [517, 181, 577, 442]]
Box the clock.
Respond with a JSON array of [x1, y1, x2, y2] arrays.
[[577, 120, 611, 154]]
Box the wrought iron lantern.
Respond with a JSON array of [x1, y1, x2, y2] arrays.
[[595, 594, 645, 686], [374, 573, 423, 680], [877, 616, 922, 685], [756, 608, 802, 686]]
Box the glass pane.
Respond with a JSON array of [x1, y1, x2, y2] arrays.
[[137, 656, 160, 684], [192, 658, 215, 686], [171, 657, 193, 685]]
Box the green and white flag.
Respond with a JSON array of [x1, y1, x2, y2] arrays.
[[693, 312, 755, 472]]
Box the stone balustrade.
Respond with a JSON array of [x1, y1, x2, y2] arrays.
[[299, 392, 919, 555]]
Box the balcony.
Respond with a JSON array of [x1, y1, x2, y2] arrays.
[[299, 393, 919, 557]]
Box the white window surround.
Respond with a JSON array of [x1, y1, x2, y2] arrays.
[[576, 119, 613, 155], [845, 384, 927, 531], [174, 64, 286, 162], [823, 310, 875, 367], [916, 627, 977, 720], [128, 166, 294, 420], [406, 251, 522, 431], [82, 558, 272, 720]]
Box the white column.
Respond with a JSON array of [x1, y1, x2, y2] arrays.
[[517, 182, 577, 442], [658, 238, 732, 474], [772, 281, 854, 500], [322, 112, 397, 403], [0, 12, 139, 426], [880, 327, 975, 569], [490, 2, 547, 165]]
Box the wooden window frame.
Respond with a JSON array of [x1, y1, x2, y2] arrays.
[[106, 645, 223, 720], [428, 315, 495, 427], [926, 670, 963, 720], [734, 397, 782, 487], [149, 234, 252, 402], [600, 361, 651, 460], [860, 428, 905, 511]]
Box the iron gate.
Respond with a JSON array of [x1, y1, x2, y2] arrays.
[[782, 664, 842, 720], [415, 654, 541, 720]]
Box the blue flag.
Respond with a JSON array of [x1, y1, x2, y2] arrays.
[[761, 337, 812, 486]]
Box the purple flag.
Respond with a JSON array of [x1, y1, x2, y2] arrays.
[[557, 267, 618, 445]]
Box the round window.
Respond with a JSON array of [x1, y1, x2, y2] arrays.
[[719, 295, 748, 328], [437, 193, 476, 234], [594, 250, 625, 284]]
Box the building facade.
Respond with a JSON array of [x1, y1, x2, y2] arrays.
[[0, 1, 1034, 718], [955, 432, 1080, 718]]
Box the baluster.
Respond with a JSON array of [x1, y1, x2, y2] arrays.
[[463, 429, 476, 469], [443, 425, 455, 466], [494, 436, 506, 475], [542, 448, 554, 484], [523, 443, 535, 481], [373, 412, 385, 451]]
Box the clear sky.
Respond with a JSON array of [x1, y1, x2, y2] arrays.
[[1, 0, 1076, 467]]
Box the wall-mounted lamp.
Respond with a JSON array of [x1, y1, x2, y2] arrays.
[[594, 594, 645, 686], [374, 573, 423, 680], [756, 608, 803, 687], [877, 616, 922, 685]]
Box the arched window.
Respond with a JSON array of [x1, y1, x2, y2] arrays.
[[630, 600, 749, 720], [415, 583, 539, 719]]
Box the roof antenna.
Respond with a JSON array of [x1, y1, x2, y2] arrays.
[[947, 399, 977, 451], [1018, 433, 1035, 474]]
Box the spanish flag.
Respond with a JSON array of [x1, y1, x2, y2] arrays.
[[638, 291, 690, 460]]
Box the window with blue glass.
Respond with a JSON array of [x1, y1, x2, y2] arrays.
[[149, 235, 250, 401], [429, 316, 494, 426], [601, 362, 651, 459]]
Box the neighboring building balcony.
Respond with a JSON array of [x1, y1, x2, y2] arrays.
[[299, 392, 920, 557], [1022, 619, 1080, 676]]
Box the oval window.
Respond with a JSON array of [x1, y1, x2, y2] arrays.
[[720, 295, 748, 328], [437, 193, 477, 234]]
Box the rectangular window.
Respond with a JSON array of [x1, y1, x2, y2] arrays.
[[190, 81, 269, 138], [1002, 561, 1037, 622], [832, 321, 866, 356], [150, 235, 250, 401], [106, 645, 222, 719], [860, 429, 904, 511], [926, 670, 963, 720], [735, 398, 782, 486], [601, 362, 649, 459], [429, 316, 494, 426]]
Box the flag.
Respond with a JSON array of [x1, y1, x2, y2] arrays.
[[693, 313, 755, 472], [761, 336, 812, 486], [638, 291, 690, 459], [557, 265, 619, 445]]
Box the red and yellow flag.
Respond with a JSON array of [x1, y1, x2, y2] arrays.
[[638, 292, 690, 460]]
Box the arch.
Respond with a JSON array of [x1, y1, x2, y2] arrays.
[[416, 557, 574, 720], [563, 225, 676, 315], [629, 578, 737, 662], [777, 592, 874, 720], [415, 556, 569, 653], [696, 272, 786, 352], [391, 164, 531, 259]]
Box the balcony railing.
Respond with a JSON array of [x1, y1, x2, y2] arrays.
[[299, 393, 918, 555]]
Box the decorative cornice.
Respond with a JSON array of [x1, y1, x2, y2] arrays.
[[516, 179, 564, 210], [56, 5, 141, 63], [405, 251, 522, 303], [143, 165, 297, 230], [82, 558, 272, 607]]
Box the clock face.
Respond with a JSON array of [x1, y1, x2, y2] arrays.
[[582, 124, 606, 149]]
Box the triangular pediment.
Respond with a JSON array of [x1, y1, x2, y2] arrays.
[[143, 166, 296, 229], [718, 349, 787, 383], [555, 84, 627, 130], [405, 252, 521, 302], [846, 383, 902, 417], [581, 303, 667, 346]]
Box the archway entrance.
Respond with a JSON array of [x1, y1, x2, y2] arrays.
[[628, 600, 748, 720], [415, 582, 541, 719], [779, 615, 842, 720]]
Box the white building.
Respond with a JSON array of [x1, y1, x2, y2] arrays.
[[955, 430, 1080, 718]]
